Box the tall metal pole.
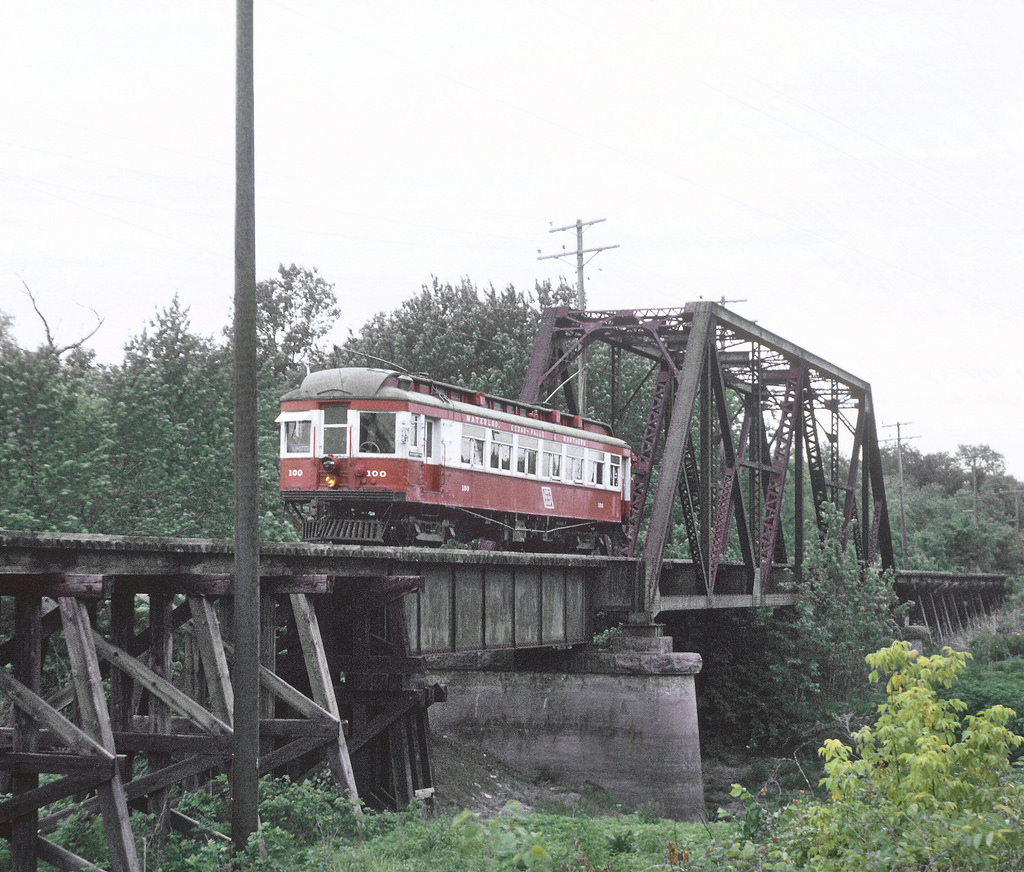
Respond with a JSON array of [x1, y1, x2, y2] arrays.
[[883, 421, 916, 569], [538, 218, 618, 414], [574, 220, 586, 411], [232, 0, 260, 847], [895, 422, 908, 569]]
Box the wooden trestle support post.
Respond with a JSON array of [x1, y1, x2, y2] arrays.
[[893, 572, 1009, 641], [0, 571, 440, 872]]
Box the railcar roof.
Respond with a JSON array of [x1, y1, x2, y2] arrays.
[[280, 367, 395, 401]]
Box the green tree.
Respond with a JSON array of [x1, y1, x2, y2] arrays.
[[105, 296, 235, 537], [335, 277, 573, 399], [958, 444, 1006, 528], [0, 309, 14, 351], [881, 443, 1019, 573], [255, 263, 341, 380], [0, 344, 116, 532], [777, 511, 903, 711], [882, 445, 966, 496]]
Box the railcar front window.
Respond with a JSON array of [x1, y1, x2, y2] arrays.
[[323, 406, 349, 455], [283, 420, 312, 455], [358, 412, 396, 454]]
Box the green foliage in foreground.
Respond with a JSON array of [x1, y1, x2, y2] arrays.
[[7, 773, 717, 872], [8, 641, 1023, 872], [941, 635, 1024, 741], [725, 642, 1024, 871]]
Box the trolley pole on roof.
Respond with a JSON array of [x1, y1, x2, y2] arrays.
[[538, 218, 618, 413], [232, 0, 260, 847]]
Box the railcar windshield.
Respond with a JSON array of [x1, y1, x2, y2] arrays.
[[323, 405, 349, 455], [358, 411, 396, 454]]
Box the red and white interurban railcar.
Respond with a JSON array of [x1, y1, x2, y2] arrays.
[[277, 367, 631, 551]]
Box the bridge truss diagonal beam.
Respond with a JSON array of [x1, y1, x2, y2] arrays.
[[519, 302, 895, 616]]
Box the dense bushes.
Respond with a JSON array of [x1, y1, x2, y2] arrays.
[[938, 632, 1024, 743], [726, 642, 1024, 872], [675, 517, 902, 750]]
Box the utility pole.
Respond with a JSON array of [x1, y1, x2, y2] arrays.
[[538, 218, 618, 413], [882, 422, 918, 569], [232, 0, 260, 847], [1012, 490, 1023, 565], [998, 488, 1024, 564]]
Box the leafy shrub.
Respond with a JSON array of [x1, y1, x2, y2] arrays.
[[450, 803, 554, 870], [778, 510, 904, 710], [787, 642, 1024, 871], [682, 515, 903, 750], [969, 632, 1024, 664], [939, 656, 1024, 741]]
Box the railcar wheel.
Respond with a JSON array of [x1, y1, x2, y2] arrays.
[[385, 518, 416, 547]]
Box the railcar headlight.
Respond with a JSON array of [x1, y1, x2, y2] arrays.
[[321, 455, 337, 471], [324, 474, 339, 488]]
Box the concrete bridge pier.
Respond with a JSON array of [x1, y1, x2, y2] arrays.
[[424, 629, 704, 820]]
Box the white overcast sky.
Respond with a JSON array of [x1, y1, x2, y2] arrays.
[[2, 2, 1023, 477]]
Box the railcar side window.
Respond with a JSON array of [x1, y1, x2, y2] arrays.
[[358, 412, 396, 454], [609, 454, 621, 488], [283, 420, 312, 455], [461, 424, 486, 467], [543, 442, 562, 480], [323, 406, 349, 455], [490, 430, 512, 471], [408, 414, 423, 456], [425, 419, 436, 459], [567, 446, 584, 483], [517, 436, 538, 475], [588, 451, 605, 485]]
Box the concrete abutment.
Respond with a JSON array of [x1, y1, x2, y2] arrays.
[[425, 633, 704, 820]]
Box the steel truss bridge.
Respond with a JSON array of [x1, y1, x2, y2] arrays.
[[521, 301, 896, 616]]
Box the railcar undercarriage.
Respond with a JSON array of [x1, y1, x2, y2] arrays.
[[284, 496, 624, 554]]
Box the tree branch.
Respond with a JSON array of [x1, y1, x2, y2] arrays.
[[20, 281, 104, 358]]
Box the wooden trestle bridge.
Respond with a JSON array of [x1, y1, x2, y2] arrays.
[[0, 303, 1009, 871]]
